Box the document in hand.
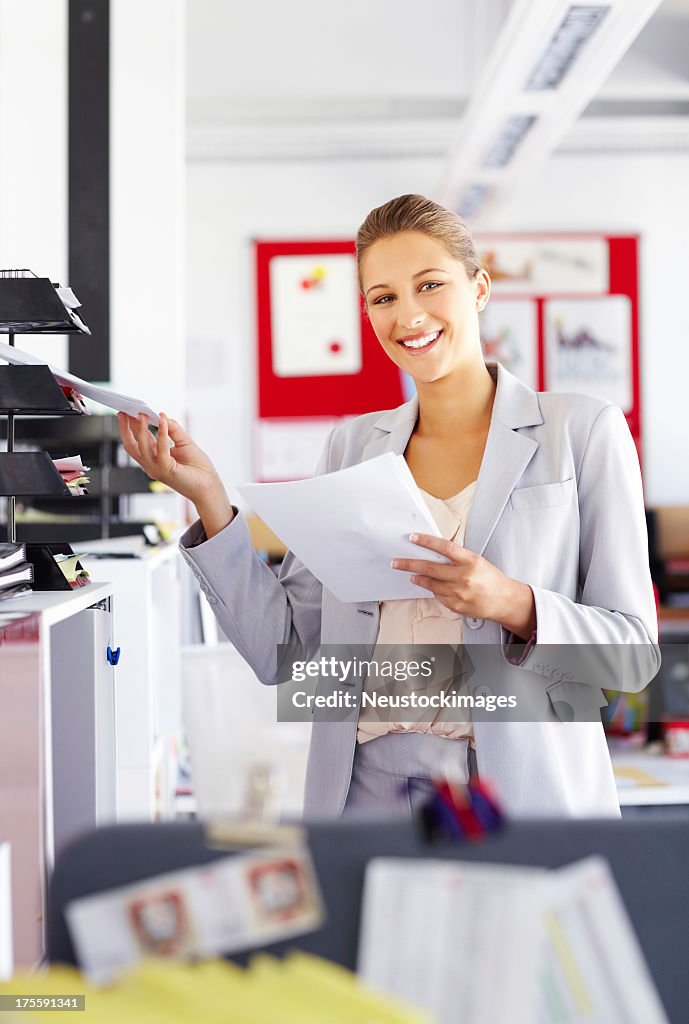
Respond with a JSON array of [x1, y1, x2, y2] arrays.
[[238, 453, 448, 602], [0, 340, 159, 425]]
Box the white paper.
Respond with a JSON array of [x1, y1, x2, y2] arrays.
[[66, 846, 324, 985], [537, 857, 669, 1024], [358, 855, 668, 1024], [270, 254, 361, 377], [238, 452, 448, 602], [0, 340, 160, 425], [53, 456, 90, 473], [358, 859, 546, 1024]]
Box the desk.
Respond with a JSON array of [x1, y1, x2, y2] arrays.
[[0, 584, 115, 967], [610, 739, 689, 808]]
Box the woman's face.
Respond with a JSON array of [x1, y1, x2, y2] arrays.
[[361, 230, 489, 385]]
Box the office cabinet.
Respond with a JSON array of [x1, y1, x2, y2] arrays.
[[0, 584, 115, 966]]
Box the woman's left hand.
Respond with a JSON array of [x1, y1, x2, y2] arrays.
[[391, 533, 536, 639]]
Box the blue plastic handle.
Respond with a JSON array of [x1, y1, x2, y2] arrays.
[[107, 646, 121, 666]]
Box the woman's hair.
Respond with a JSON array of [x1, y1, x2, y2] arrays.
[[355, 193, 483, 291]]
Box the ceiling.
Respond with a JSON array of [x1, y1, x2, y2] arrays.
[[186, 0, 689, 214]]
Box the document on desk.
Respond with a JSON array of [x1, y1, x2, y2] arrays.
[[0, 340, 159, 425], [358, 856, 669, 1024], [238, 452, 448, 602]]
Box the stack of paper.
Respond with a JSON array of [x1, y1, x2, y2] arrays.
[[358, 856, 669, 1024], [239, 453, 447, 602], [53, 456, 91, 496], [0, 543, 33, 602], [54, 554, 90, 589]]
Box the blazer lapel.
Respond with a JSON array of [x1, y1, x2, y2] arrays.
[[465, 364, 542, 556], [358, 364, 542, 558], [361, 394, 419, 461]]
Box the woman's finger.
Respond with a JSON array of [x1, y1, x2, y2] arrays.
[[118, 412, 142, 461], [409, 533, 472, 564], [133, 413, 157, 462], [410, 576, 456, 599], [391, 558, 459, 578], [164, 416, 193, 446], [156, 412, 170, 461]]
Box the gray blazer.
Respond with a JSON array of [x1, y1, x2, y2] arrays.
[[180, 363, 660, 818]]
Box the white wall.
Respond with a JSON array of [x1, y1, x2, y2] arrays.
[[187, 149, 689, 506], [497, 152, 689, 506], [0, 0, 68, 367], [110, 0, 186, 417]]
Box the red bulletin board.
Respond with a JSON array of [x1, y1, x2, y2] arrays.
[[255, 234, 641, 477], [255, 240, 404, 419]]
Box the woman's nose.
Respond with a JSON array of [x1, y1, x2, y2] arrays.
[[397, 297, 426, 329]]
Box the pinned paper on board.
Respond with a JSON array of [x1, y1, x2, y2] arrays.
[[477, 237, 609, 295], [269, 254, 362, 377], [479, 300, 538, 389], [544, 295, 633, 411]]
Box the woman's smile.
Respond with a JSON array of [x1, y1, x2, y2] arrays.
[[396, 328, 443, 354]]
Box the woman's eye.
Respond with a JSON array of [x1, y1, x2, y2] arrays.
[[373, 294, 393, 305], [420, 281, 441, 292]]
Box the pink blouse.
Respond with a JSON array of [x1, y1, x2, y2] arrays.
[[357, 481, 478, 746]]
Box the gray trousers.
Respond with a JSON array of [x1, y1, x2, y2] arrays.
[[341, 732, 477, 819]]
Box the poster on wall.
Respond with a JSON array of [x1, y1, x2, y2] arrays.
[[543, 296, 633, 412], [479, 300, 538, 390], [476, 237, 609, 295], [270, 254, 362, 377]]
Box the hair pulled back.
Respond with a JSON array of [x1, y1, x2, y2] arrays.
[[356, 194, 482, 291]]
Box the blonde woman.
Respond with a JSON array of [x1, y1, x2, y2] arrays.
[[119, 194, 659, 819]]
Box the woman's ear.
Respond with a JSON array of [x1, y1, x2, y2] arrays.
[[475, 268, 491, 312]]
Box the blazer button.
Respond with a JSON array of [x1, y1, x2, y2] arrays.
[[465, 616, 484, 629], [473, 684, 493, 698]]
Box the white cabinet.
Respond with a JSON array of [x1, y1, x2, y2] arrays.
[[0, 584, 116, 967], [79, 543, 182, 820]]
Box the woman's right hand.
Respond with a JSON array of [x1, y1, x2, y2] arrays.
[[118, 411, 224, 506]]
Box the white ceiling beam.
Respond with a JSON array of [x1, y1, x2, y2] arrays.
[[435, 0, 664, 223]]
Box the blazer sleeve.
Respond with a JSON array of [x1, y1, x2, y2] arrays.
[[178, 430, 334, 685], [503, 403, 661, 693]]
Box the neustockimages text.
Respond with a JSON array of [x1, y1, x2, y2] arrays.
[[288, 658, 518, 712]]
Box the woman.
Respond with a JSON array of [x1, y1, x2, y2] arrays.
[[119, 194, 660, 819]]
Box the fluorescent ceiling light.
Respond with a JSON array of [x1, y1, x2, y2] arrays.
[[526, 5, 610, 91], [483, 114, 538, 168], [457, 184, 493, 220]]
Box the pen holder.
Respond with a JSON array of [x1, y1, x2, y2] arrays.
[[419, 777, 505, 843]]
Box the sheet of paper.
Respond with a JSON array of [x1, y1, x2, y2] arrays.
[[357, 856, 669, 1024], [358, 859, 546, 1023], [66, 846, 325, 985], [537, 857, 669, 1024], [0, 340, 159, 425], [238, 452, 447, 602]]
